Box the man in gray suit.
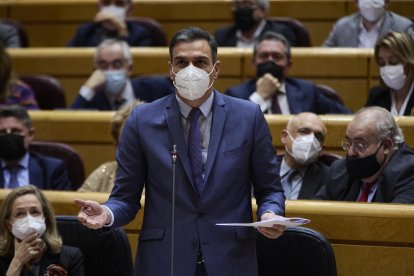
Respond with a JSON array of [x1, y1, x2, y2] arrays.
[[323, 0, 414, 48], [277, 112, 332, 200]]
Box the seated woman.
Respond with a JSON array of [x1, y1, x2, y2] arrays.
[[365, 31, 414, 116], [0, 44, 38, 110], [0, 185, 84, 275], [78, 100, 143, 193]]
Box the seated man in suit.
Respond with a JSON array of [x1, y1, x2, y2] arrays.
[[323, 0, 414, 48], [0, 105, 71, 190], [71, 39, 174, 110], [226, 31, 351, 114], [67, 0, 152, 47], [279, 112, 332, 200], [214, 0, 297, 48], [318, 106, 414, 203]]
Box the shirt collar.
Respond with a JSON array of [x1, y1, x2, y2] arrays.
[[236, 20, 267, 44], [176, 91, 215, 119], [2, 152, 30, 169], [280, 156, 307, 177]]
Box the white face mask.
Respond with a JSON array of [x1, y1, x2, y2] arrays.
[[105, 69, 127, 96], [358, 0, 385, 22], [11, 215, 46, 240], [100, 5, 127, 22], [286, 133, 322, 165], [380, 64, 407, 90], [172, 64, 215, 101]]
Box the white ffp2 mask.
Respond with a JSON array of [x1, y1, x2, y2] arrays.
[[11, 215, 46, 240], [380, 64, 407, 91], [286, 133, 322, 164], [358, 0, 385, 22], [172, 64, 215, 101]]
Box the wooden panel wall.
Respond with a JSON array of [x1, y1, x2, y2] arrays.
[[1, 0, 413, 47]]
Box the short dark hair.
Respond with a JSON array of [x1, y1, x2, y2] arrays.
[[169, 27, 218, 63], [0, 105, 32, 129], [253, 31, 291, 61]]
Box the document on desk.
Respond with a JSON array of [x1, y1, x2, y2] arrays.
[[216, 217, 310, 228]]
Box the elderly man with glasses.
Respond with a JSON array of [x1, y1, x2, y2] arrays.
[[317, 106, 414, 203]]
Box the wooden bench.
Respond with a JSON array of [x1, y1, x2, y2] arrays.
[[1, 189, 412, 275], [10, 47, 376, 112], [28, 111, 414, 175], [1, 0, 413, 47]]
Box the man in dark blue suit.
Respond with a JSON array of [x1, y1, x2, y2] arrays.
[[214, 0, 297, 48], [0, 105, 71, 190], [226, 31, 351, 114], [67, 0, 152, 47], [71, 39, 174, 110], [75, 27, 285, 276]]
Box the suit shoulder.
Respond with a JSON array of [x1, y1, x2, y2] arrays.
[[387, 12, 413, 28], [29, 152, 65, 167], [221, 93, 259, 111]]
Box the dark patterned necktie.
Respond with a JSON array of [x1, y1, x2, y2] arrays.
[[271, 93, 281, 114], [7, 164, 21, 188], [188, 108, 203, 194]]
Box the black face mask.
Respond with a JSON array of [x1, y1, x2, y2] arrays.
[[346, 143, 385, 180], [0, 133, 27, 161], [256, 61, 284, 80], [234, 7, 257, 32]]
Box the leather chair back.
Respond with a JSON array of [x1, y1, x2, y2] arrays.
[[20, 75, 66, 110], [257, 227, 337, 276], [29, 141, 85, 190], [56, 216, 133, 276], [268, 17, 311, 47], [127, 16, 168, 46], [1, 19, 29, 47]]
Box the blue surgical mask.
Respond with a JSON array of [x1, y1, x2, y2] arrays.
[[104, 70, 127, 96]]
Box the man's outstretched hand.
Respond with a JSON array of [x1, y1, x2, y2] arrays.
[[74, 199, 111, 229]]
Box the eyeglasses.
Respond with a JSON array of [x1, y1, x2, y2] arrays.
[[341, 141, 371, 154]]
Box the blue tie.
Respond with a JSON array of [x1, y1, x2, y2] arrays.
[[7, 165, 20, 188], [188, 108, 203, 194]]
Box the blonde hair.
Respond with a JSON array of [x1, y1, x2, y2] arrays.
[[110, 100, 145, 144], [374, 31, 414, 84], [0, 185, 62, 257]]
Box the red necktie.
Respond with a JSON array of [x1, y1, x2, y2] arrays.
[[358, 181, 375, 202], [271, 93, 281, 114]]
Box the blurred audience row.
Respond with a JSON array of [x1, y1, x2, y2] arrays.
[[2, 29, 414, 116], [1, 0, 413, 48]]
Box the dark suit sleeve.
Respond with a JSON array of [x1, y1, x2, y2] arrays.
[[50, 160, 72, 191], [70, 95, 90, 109], [61, 246, 85, 276], [127, 23, 153, 46]]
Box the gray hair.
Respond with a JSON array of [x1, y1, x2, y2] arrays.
[[94, 38, 132, 66], [253, 31, 291, 61], [256, 0, 270, 12], [354, 106, 404, 149]]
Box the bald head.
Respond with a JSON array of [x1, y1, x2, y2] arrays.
[[286, 112, 327, 143]]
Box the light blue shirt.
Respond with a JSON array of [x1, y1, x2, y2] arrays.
[[2, 153, 30, 188], [279, 158, 306, 200]]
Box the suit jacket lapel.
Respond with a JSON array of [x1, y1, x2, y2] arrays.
[[299, 163, 320, 199], [204, 92, 227, 186], [285, 81, 301, 114], [164, 96, 194, 191]]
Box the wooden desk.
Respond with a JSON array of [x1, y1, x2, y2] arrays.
[[9, 47, 376, 111], [1, 0, 413, 47], [1, 189, 412, 275]]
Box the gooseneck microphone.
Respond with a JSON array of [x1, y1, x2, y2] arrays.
[[170, 145, 178, 276]]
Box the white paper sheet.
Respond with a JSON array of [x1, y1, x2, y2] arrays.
[[216, 217, 310, 228]]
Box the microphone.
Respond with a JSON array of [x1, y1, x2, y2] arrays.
[[170, 145, 178, 276]]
